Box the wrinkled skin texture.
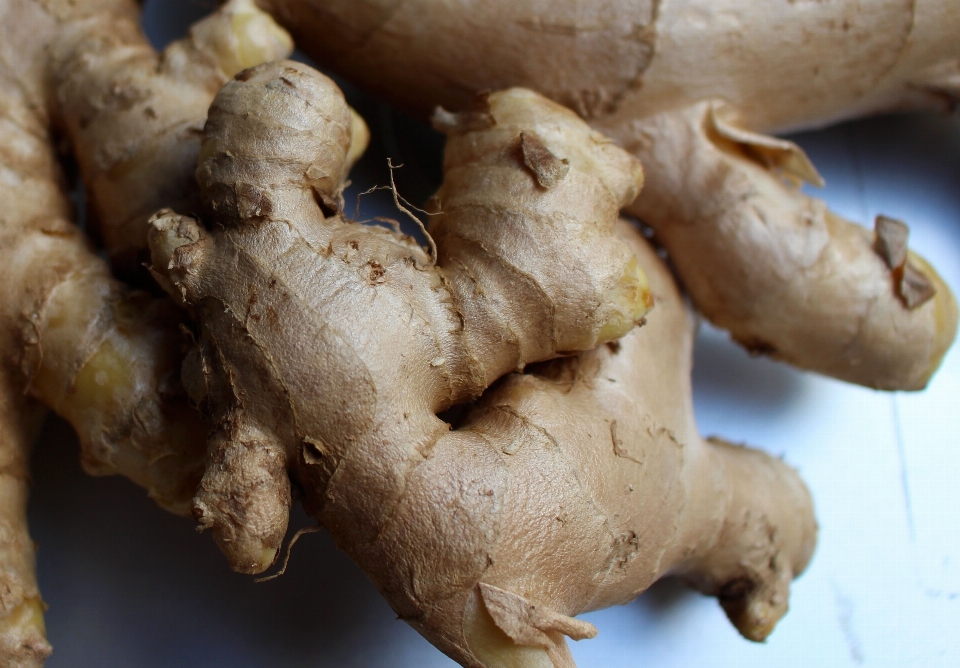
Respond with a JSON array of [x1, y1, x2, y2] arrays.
[[259, 0, 960, 389], [259, 0, 959, 130], [149, 61, 651, 575], [0, 0, 292, 660], [148, 62, 816, 668]]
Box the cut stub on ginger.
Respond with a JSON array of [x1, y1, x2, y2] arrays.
[[873, 215, 937, 309], [478, 583, 598, 647], [464, 584, 596, 668]]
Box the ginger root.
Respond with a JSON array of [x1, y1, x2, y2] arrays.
[[149, 61, 650, 573], [0, 0, 294, 659], [147, 61, 816, 666], [263, 0, 960, 389], [50, 0, 294, 281], [1, 0, 295, 507]]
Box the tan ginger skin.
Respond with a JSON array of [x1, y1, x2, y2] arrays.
[[0, 0, 295, 661], [259, 0, 960, 390], [148, 61, 816, 668]]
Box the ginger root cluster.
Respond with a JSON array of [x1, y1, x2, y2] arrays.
[[0, 1, 956, 667]]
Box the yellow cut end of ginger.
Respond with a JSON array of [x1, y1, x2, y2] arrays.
[[597, 256, 653, 344], [346, 109, 371, 173], [257, 547, 279, 573], [463, 592, 553, 668], [230, 1, 295, 73], [0, 597, 46, 638], [70, 338, 136, 416]]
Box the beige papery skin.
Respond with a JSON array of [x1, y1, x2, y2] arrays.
[[148, 61, 816, 668], [0, 0, 293, 662], [259, 0, 960, 389]]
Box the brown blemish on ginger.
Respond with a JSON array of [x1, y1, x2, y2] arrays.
[[874, 215, 909, 269], [900, 262, 936, 309], [520, 132, 570, 188], [873, 215, 936, 309]]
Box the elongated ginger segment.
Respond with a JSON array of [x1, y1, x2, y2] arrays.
[[261, 0, 960, 390], [148, 62, 814, 666], [0, 72, 88, 664], [620, 102, 958, 390], [0, 75, 115, 667], [0, 377, 47, 667], [262, 0, 960, 135], [1, 33, 212, 663]]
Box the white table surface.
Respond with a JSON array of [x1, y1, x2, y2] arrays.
[[28, 2, 960, 666]]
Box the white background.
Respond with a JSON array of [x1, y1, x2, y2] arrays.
[[28, 1, 960, 666]]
